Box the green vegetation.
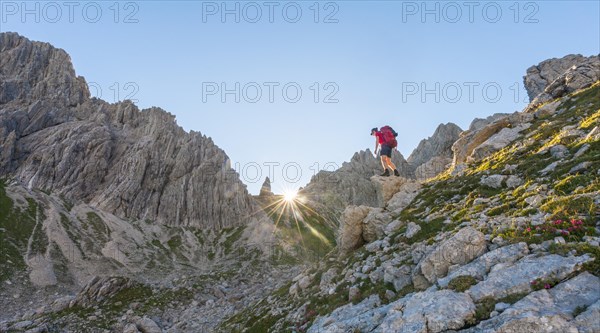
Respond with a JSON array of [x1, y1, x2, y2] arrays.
[[540, 195, 596, 222], [167, 235, 183, 249], [30, 204, 48, 256], [0, 182, 45, 282], [448, 275, 478, 292], [60, 213, 87, 258], [51, 281, 194, 330], [151, 239, 168, 251], [223, 226, 245, 255], [355, 280, 395, 304], [85, 211, 109, 242], [466, 292, 529, 326], [393, 217, 454, 246], [493, 217, 595, 245], [550, 242, 600, 276], [573, 305, 588, 317]]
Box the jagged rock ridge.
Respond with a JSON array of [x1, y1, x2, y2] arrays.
[[300, 149, 412, 211], [0, 32, 261, 229], [407, 122, 462, 180]]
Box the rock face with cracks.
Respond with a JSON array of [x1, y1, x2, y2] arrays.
[[0, 32, 261, 230]]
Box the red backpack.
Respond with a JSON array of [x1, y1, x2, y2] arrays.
[[380, 126, 398, 148]]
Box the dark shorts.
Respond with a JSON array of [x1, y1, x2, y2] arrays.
[[380, 144, 392, 157]]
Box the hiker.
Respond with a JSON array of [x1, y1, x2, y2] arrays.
[[371, 126, 400, 177]]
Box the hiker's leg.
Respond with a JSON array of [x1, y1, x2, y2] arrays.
[[383, 156, 394, 170], [381, 146, 393, 170], [380, 156, 387, 170], [387, 158, 397, 171]]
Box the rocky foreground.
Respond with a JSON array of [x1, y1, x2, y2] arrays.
[[0, 32, 599, 332], [219, 55, 600, 332]]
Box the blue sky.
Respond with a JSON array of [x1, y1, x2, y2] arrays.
[[2, 0, 599, 194]]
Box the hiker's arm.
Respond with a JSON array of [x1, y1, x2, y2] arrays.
[[374, 137, 379, 155], [373, 135, 379, 156]]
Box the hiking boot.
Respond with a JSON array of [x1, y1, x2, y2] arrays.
[[394, 169, 400, 176], [380, 169, 390, 177]]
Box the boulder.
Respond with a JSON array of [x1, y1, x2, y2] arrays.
[[573, 299, 600, 333], [386, 180, 422, 213], [533, 99, 562, 118], [337, 205, 371, 254], [437, 243, 529, 288], [480, 175, 506, 189], [505, 175, 524, 189], [470, 123, 531, 161], [415, 227, 487, 287], [452, 112, 533, 167], [468, 272, 600, 332], [308, 296, 389, 333], [370, 176, 412, 208], [405, 222, 421, 239], [319, 268, 339, 293], [383, 264, 412, 292], [468, 254, 592, 302], [549, 144, 569, 159], [418, 227, 486, 283], [375, 289, 476, 333], [136, 317, 162, 333], [362, 208, 393, 243]]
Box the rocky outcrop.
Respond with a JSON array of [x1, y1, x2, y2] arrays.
[[0, 32, 89, 106], [467, 272, 600, 333], [468, 113, 511, 132], [70, 276, 132, 308], [216, 53, 600, 333], [413, 227, 487, 288], [408, 123, 462, 180], [451, 112, 534, 167], [385, 180, 422, 213], [436, 242, 529, 288], [309, 289, 477, 333], [451, 55, 598, 171], [362, 208, 393, 243], [301, 149, 412, 212], [375, 289, 476, 333], [308, 295, 388, 333], [467, 254, 592, 302], [370, 176, 414, 208], [524, 54, 600, 102], [259, 177, 273, 196], [337, 205, 372, 254], [0, 32, 261, 230]]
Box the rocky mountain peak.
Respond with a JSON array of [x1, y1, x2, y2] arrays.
[[524, 53, 599, 107], [407, 122, 462, 167], [0, 32, 89, 106], [0, 32, 262, 230], [407, 122, 462, 180], [259, 176, 273, 196]]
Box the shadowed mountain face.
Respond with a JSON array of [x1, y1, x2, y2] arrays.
[[0, 32, 260, 230], [0, 33, 283, 324]]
